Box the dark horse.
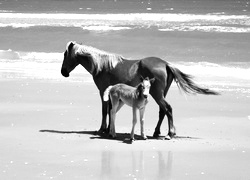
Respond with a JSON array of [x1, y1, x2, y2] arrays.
[[61, 41, 219, 139]]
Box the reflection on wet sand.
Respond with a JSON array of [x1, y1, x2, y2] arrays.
[[100, 150, 173, 179]]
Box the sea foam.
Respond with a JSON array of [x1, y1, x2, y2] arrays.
[[1, 50, 250, 94], [0, 12, 249, 33]]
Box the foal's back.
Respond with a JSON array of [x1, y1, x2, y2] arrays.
[[109, 84, 137, 107]]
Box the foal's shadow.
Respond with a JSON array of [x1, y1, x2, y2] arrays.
[[39, 129, 147, 144], [39, 129, 199, 144]]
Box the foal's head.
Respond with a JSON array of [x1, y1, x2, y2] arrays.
[[137, 77, 155, 99]]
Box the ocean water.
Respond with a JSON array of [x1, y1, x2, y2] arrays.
[[0, 0, 249, 96]]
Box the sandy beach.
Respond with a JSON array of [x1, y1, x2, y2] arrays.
[[1, 0, 250, 179], [1, 78, 250, 179]]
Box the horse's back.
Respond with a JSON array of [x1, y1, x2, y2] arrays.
[[139, 57, 168, 81], [141, 57, 168, 69]]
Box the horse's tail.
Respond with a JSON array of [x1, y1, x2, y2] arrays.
[[103, 86, 113, 101], [167, 64, 219, 95]]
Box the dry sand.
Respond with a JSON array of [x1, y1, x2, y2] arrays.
[[1, 79, 250, 179]]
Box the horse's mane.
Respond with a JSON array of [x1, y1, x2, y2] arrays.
[[69, 42, 124, 75]]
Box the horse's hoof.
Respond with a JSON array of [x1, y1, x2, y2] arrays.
[[168, 132, 176, 139], [153, 131, 161, 138], [165, 132, 176, 140], [165, 135, 171, 140], [168, 129, 176, 138], [98, 128, 107, 134]]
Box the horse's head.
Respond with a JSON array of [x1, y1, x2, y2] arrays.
[[137, 77, 155, 98], [61, 41, 80, 77]]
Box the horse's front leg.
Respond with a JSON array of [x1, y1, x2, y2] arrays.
[[139, 107, 147, 140], [98, 100, 108, 133]]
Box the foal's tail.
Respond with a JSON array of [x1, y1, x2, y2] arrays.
[[103, 86, 113, 101], [167, 64, 219, 95]]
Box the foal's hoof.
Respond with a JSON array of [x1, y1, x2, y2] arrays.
[[142, 136, 148, 140], [130, 138, 135, 142], [108, 134, 116, 139]]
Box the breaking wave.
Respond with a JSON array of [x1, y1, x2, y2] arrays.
[[0, 50, 249, 96], [0, 12, 249, 33]]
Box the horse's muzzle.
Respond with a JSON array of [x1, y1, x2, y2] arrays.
[[61, 68, 69, 77]]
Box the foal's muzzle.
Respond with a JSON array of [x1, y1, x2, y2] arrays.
[[61, 68, 69, 77]]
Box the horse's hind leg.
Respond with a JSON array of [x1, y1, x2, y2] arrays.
[[159, 99, 176, 140], [152, 74, 175, 139], [152, 93, 176, 139], [153, 107, 165, 138]]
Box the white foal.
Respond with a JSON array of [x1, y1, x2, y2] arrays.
[[103, 77, 155, 141]]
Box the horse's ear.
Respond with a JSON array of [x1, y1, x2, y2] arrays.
[[67, 41, 75, 52], [140, 76, 144, 81]]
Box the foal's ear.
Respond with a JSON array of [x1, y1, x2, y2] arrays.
[[140, 76, 144, 81], [150, 77, 155, 84], [136, 83, 143, 91], [136, 83, 143, 96], [137, 83, 143, 89]]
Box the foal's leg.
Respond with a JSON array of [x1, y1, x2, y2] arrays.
[[139, 107, 147, 140], [109, 100, 118, 138], [109, 100, 124, 138], [109, 109, 117, 138], [115, 101, 124, 113], [130, 107, 138, 141]]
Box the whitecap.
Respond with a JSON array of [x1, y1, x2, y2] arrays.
[[0, 49, 20, 60], [0, 12, 249, 33], [81, 25, 131, 31]]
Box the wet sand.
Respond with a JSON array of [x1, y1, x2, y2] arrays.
[[1, 79, 250, 179]]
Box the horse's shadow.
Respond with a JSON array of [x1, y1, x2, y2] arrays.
[[40, 129, 150, 144], [39, 129, 199, 144]]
